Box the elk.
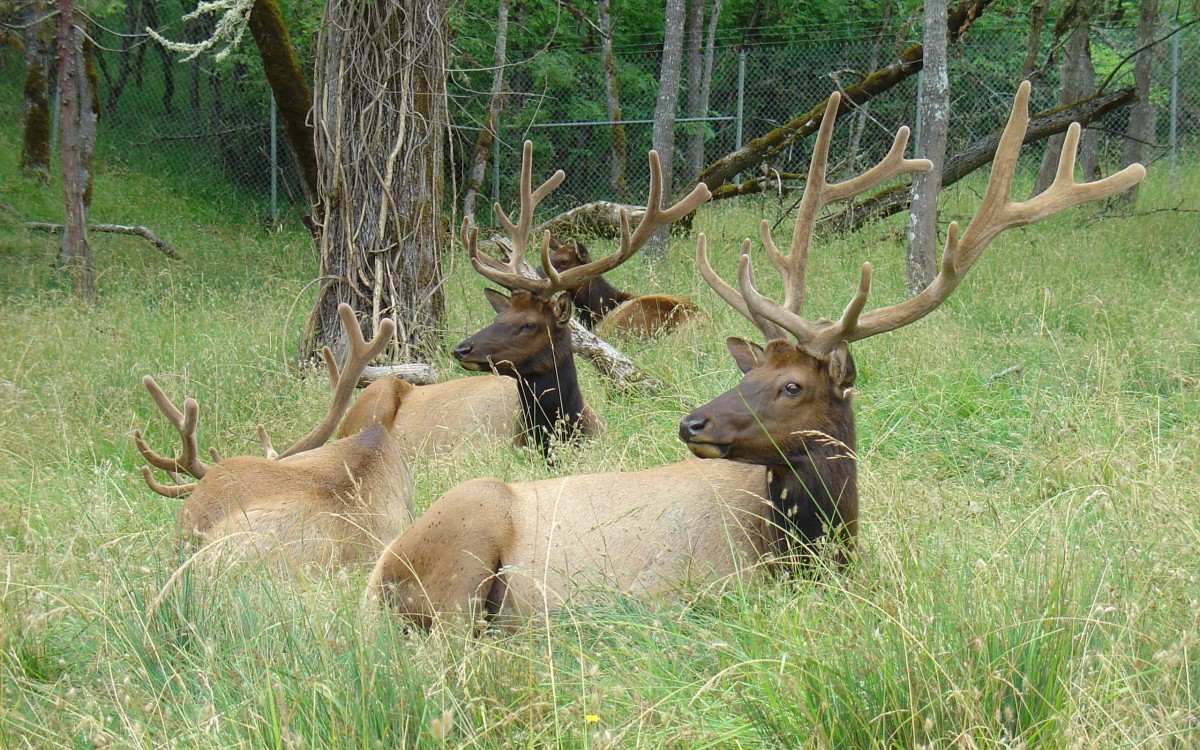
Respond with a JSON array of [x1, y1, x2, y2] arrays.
[[679, 82, 1145, 563], [546, 237, 699, 339], [341, 142, 701, 459], [135, 304, 414, 567], [368, 83, 1143, 628]]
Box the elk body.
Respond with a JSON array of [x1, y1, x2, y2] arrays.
[[547, 238, 699, 339], [680, 82, 1145, 562], [136, 305, 414, 567]]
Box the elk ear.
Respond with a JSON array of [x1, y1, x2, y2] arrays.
[[550, 291, 574, 326], [548, 236, 563, 250], [483, 287, 512, 313], [828, 343, 857, 397], [574, 242, 591, 261], [726, 337, 766, 374]]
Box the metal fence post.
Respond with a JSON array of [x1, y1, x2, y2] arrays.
[[735, 48, 745, 187], [270, 94, 278, 223], [1169, 27, 1179, 185]]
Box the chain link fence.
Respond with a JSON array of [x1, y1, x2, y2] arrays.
[[88, 15, 1200, 223]]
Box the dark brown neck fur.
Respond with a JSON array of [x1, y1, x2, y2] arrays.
[[569, 277, 635, 329]]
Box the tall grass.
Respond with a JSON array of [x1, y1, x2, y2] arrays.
[[2, 70, 1198, 746]]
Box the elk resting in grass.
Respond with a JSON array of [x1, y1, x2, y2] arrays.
[[135, 304, 413, 567], [680, 82, 1145, 564], [547, 237, 699, 339]]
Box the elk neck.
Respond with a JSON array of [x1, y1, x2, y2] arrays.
[[514, 324, 587, 455]]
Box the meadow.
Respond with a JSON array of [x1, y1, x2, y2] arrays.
[[1, 86, 1198, 747]]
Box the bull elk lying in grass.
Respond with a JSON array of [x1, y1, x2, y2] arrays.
[[339, 143, 700, 459], [135, 305, 413, 567], [546, 237, 699, 339], [367, 82, 1144, 629]]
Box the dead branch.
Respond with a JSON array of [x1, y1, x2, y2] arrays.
[[25, 220, 181, 259]]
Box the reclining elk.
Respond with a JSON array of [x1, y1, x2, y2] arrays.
[[368, 83, 1143, 628], [136, 305, 413, 567]]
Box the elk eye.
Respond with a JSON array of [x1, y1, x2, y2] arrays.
[[520, 322, 537, 333], [783, 382, 802, 396]]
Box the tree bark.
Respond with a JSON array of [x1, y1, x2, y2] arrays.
[[597, 0, 630, 201], [687, 0, 992, 196], [831, 86, 1136, 230], [848, 0, 891, 168], [1035, 0, 1098, 194], [56, 0, 96, 302], [649, 0, 688, 250], [683, 0, 704, 181], [305, 0, 449, 361], [462, 0, 508, 223], [247, 0, 321, 219], [905, 0, 948, 296], [686, 0, 720, 182], [20, 1, 53, 183], [1117, 0, 1158, 204], [1018, 1, 1047, 80]]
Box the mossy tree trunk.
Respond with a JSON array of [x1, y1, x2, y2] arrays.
[[247, 0, 321, 220], [55, 0, 97, 302], [648, 0, 687, 251], [304, 0, 448, 362], [20, 1, 53, 183]]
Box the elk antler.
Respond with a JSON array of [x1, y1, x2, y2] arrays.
[[134, 375, 209, 498], [700, 82, 1146, 357], [277, 303, 396, 458], [468, 142, 712, 297]]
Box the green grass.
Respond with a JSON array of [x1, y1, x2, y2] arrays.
[[2, 76, 1199, 747]]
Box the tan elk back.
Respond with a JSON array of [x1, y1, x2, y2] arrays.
[[136, 305, 414, 567], [680, 82, 1145, 563]]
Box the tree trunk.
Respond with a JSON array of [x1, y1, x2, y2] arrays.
[[1117, 0, 1158, 204], [462, 0, 508, 223], [56, 0, 96, 302], [683, 0, 704, 181], [649, 0, 687, 250], [831, 86, 1136, 230], [686, 0, 720, 183], [597, 0, 630, 201], [1035, 0, 1097, 195], [305, 0, 449, 361], [687, 0, 992, 196], [1018, 1, 1047, 80], [247, 0, 321, 220], [905, 0, 948, 296], [20, 1, 53, 183], [106, 0, 142, 110], [848, 0, 891, 168]]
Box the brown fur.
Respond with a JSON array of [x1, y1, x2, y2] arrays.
[[179, 425, 413, 567], [680, 338, 859, 563], [336, 374, 523, 458], [367, 459, 772, 628], [548, 239, 697, 338]]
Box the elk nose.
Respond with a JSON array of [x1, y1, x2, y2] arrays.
[[678, 414, 709, 440], [451, 341, 473, 361]]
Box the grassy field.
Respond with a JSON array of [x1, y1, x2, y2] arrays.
[[2, 86, 1199, 748]]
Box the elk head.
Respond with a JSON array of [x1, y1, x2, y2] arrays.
[[455, 141, 711, 452], [681, 82, 1145, 561]]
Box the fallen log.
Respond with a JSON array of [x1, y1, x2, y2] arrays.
[[534, 201, 646, 239]]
